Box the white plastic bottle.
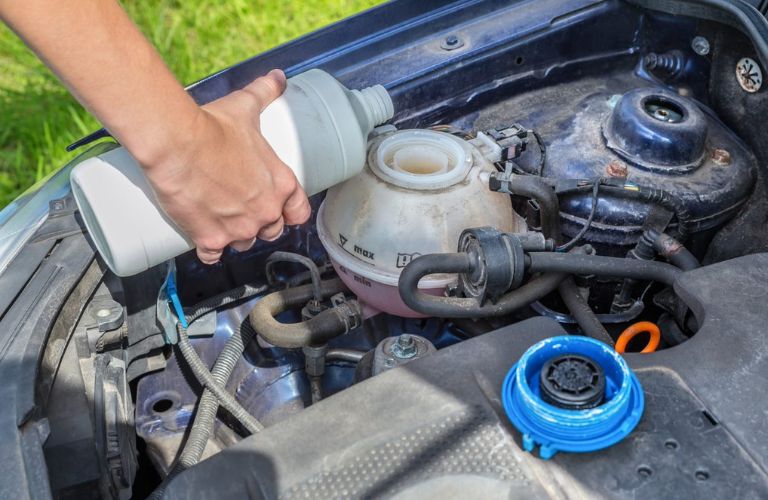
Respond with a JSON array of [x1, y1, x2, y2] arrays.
[[70, 69, 394, 277]]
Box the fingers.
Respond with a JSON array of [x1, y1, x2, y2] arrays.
[[282, 186, 311, 225], [196, 245, 224, 265], [243, 69, 287, 112], [188, 68, 301, 266], [257, 216, 285, 241], [195, 208, 304, 264], [230, 237, 257, 253]]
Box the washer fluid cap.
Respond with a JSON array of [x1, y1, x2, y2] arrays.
[[502, 336, 644, 460], [317, 129, 525, 317]]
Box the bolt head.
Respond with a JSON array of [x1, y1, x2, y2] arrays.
[[392, 334, 418, 359], [96, 308, 112, 318], [711, 148, 731, 166], [606, 159, 629, 178], [440, 34, 464, 51], [691, 36, 710, 56]]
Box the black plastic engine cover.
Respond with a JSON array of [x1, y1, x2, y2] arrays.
[[165, 255, 768, 499]]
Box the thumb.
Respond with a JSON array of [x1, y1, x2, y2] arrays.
[[243, 69, 287, 112]]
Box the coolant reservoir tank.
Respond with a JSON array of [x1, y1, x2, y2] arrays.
[[317, 129, 526, 317]]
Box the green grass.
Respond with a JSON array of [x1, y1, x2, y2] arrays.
[[0, 0, 383, 207]]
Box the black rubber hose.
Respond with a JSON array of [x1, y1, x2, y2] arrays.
[[398, 252, 574, 318], [265, 251, 323, 302], [532, 299, 645, 324], [326, 348, 366, 363], [526, 252, 682, 286], [557, 277, 614, 346], [650, 231, 700, 271], [507, 175, 561, 241], [598, 185, 692, 238], [556, 181, 692, 238], [249, 278, 361, 348]]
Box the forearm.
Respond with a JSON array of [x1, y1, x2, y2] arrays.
[[0, 0, 199, 167], [1, 1, 310, 262]]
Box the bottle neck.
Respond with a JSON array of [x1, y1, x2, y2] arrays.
[[349, 84, 394, 133]]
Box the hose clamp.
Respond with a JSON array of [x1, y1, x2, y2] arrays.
[[330, 294, 362, 333]]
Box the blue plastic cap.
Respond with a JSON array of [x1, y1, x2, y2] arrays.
[[502, 336, 644, 460]]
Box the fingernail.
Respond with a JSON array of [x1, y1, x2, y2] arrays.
[[268, 69, 286, 81]]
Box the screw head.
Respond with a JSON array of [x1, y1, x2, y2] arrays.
[[606, 159, 629, 178], [440, 34, 464, 51], [691, 36, 710, 56], [711, 148, 731, 166]]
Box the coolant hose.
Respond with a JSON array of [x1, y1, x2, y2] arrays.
[[526, 252, 682, 286], [649, 231, 700, 271], [398, 252, 575, 318], [249, 278, 361, 348], [507, 175, 562, 241], [557, 277, 614, 346]]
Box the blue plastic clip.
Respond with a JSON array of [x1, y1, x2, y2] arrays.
[[166, 271, 188, 329]]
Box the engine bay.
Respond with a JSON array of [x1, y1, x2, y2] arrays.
[[35, 1, 768, 498]]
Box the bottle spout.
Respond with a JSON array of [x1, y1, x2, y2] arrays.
[[350, 84, 394, 132]]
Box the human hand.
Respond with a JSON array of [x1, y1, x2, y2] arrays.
[[142, 69, 311, 264]]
